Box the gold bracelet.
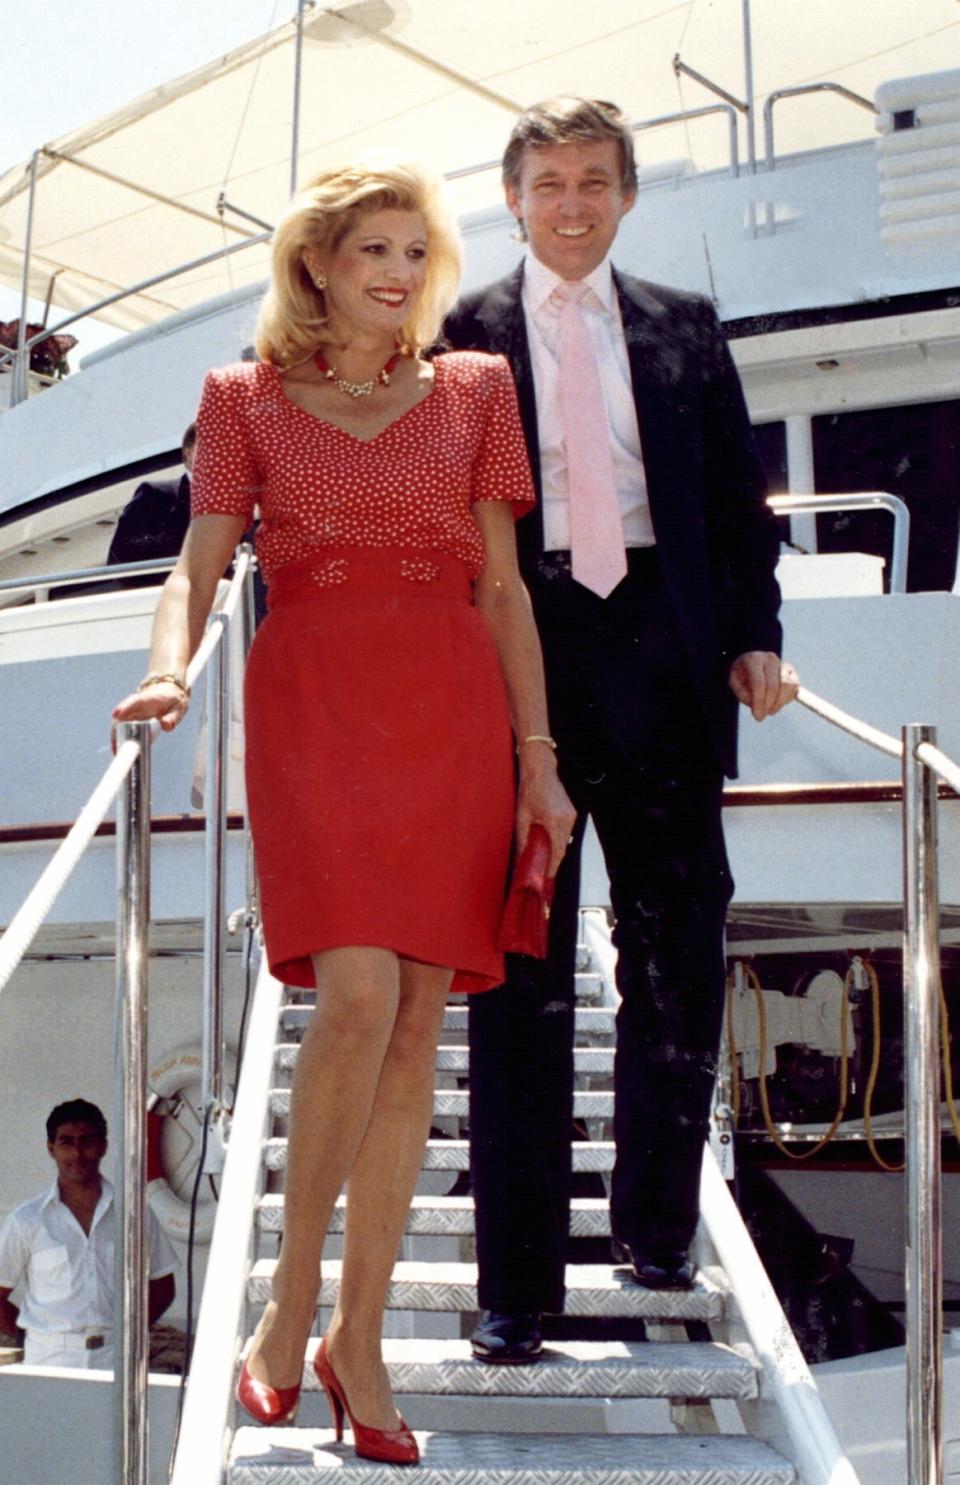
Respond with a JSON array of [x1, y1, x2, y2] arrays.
[[517, 734, 557, 751], [138, 671, 190, 699]]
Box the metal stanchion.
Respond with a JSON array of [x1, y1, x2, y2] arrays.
[[902, 722, 944, 1485], [202, 615, 228, 1122], [114, 722, 152, 1485]]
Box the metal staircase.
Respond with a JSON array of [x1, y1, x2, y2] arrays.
[[226, 981, 802, 1485]]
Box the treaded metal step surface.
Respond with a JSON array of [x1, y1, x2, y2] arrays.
[[229, 1429, 795, 1484], [290, 1338, 756, 1401], [257, 1195, 612, 1238], [248, 1261, 726, 1321], [269, 1090, 615, 1119], [275, 1046, 615, 1075], [263, 1140, 617, 1172], [281, 1006, 617, 1038]]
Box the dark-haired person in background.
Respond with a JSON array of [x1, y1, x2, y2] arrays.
[[443, 96, 797, 1364], [0, 1099, 175, 1368]]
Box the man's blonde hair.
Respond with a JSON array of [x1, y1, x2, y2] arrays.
[[255, 160, 462, 367]]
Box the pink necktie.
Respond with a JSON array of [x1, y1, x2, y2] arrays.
[[554, 281, 627, 598]]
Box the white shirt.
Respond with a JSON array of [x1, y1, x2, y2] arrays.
[[521, 252, 655, 552], [0, 1177, 176, 1336]]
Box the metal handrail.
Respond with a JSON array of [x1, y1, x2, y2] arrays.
[[0, 557, 178, 595], [0, 548, 256, 1485], [763, 83, 876, 175], [700, 1150, 860, 1485], [114, 719, 151, 1485], [769, 491, 911, 594], [168, 959, 285, 1485], [0, 230, 271, 383], [741, 684, 946, 1485]]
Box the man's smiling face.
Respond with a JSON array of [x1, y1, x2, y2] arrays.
[[505, 137, 636, 282]]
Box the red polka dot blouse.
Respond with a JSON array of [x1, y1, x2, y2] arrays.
[[190, 351, 535, 585]]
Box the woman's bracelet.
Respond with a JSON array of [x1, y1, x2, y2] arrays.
[[138, 671, 190, 699], [517, 734, 557, 753]]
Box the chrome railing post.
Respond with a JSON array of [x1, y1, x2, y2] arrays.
[[114, 721, 152, 1485], [902, 722, 944, 1485], [239, 547, 260, 934], [202, 610, 229, 1124]]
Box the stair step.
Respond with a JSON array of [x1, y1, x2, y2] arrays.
[[248, 1261, 726, 1321], [574, 972, 604, 1002], [229, 1429, 795, 1483], [258, 1194, 612, 1238], [269, 1089, 615, 1119], [264, 1139, 617, 1173], [275, 1045, 614, 1075], [293, 1337, 756, 1400], [281, 1005, 617, 1038]]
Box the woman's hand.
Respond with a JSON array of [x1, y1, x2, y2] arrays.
[[516, 743, 577, 877], [109, 513, 246, 741], [112, 681, 189, 735]]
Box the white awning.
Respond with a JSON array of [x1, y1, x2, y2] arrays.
[[0, 0, 956, 332]]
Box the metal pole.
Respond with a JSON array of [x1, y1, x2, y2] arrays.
[[0, 229, 271, 368], [239, 545, 259, 925], [902, 722, 944, 1485], [114, 722, 152, 1485], [291, 0, 307, 197], [741, 0, 756, 176], [202, 615, 228, 1121], [11, 150, 40, 407]]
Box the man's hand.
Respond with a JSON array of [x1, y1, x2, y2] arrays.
[[729, 651, 799, 721]]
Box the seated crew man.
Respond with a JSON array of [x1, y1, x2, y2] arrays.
[[0, 1099, 176, 1369], [106, 423, 196, 586]]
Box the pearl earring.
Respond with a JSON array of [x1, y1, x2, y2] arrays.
[[313, 271, 328, 291]]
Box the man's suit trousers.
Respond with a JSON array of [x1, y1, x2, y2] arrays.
[[468, 550, 733, 1314]]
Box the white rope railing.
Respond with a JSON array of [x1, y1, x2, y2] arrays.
[[797, 684, 902, 759], [917, 741, 960, 798], [0, 739, 144, 993], [798, 686, 960, 796], [0, 551, 251, 995]]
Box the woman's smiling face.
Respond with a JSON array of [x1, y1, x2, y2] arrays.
[[305, 207, 429, 339]]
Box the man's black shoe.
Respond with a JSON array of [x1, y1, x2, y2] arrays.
[[471, 1311, 543, 1364], [612, 1239, 696, 1291]]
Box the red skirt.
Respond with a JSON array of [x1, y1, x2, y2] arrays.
[[243, 547, 515, 993]]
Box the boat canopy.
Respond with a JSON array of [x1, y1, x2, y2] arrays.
[[0, 0, 956, 332]]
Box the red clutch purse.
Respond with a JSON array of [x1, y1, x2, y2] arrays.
[[498, 823, 556, 959]]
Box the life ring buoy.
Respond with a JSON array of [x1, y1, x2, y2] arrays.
[[146, 1044, 236, 1244]]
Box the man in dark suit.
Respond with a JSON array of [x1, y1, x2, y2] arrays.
[[106, 422, 196, 584], [444, 97, 797, 1364]]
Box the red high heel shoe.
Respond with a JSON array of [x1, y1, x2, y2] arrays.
[[314, 1336, 419, 1465], [235, 1358, 301, 1426]]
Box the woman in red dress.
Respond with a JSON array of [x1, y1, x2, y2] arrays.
[[113, 160, 574, 1462]]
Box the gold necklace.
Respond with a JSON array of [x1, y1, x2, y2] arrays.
[[313, 347, 403, 399]]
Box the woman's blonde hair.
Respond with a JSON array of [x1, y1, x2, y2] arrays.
[[254, 159, 462, 367]]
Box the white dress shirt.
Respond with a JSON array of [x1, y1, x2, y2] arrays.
[[0, 1176, 176, 1338], [521, 252, 655, 552]]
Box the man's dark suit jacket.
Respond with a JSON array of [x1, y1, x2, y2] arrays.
[[106, 474, 191, 587], [443, 263, 783, 778]]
